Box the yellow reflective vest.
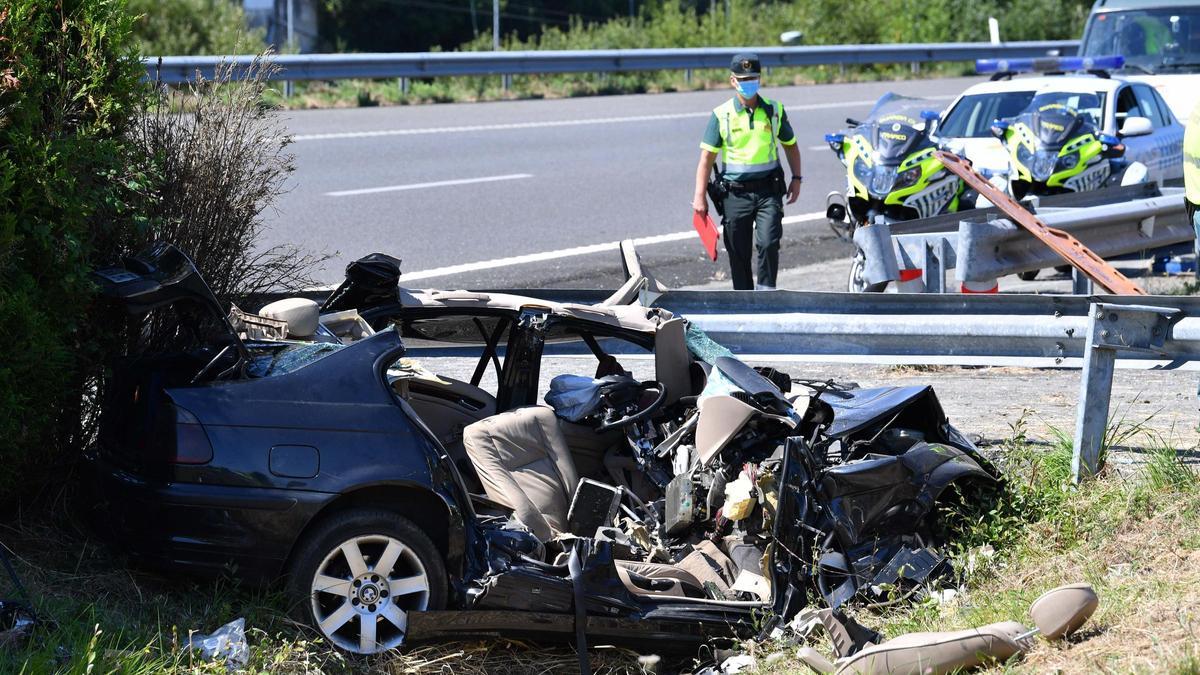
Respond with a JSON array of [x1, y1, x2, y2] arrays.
[[1186, 99, 1200, 205], [713, 96, 785, 175]]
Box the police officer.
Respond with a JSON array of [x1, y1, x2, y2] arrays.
[[692, 53, 802, 290], [1186, 99, 1200, 262]]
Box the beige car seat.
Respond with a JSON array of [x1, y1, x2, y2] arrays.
[[463, 406, 580, 542], [463, 407, 747, 600], [799, 583, 1099, 675]]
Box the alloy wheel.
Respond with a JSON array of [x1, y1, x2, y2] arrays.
[[310, 534, 430, 653]]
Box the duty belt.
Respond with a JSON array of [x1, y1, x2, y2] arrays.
[[724, 175, 777, 192]]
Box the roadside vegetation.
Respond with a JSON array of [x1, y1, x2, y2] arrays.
[[4, 414, 1197, 673], [0, 1, 316, 503], [268, 0, 1092, 108], [128, 0, 264, 56]]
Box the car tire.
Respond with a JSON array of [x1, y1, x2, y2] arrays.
[[1017, 270, 1039, 281], [286, 508, 447, 654]]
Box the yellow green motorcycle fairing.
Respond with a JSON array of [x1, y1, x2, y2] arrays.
[[992, 93, 1124, 199], [827, 94, 966, 225]]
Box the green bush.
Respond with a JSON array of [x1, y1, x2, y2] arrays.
[[128, 0, 264, 56], [0, 0, 146, 500]]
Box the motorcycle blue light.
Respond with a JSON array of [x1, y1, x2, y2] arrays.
[[1099, 133, 1120, 146], [825, 133, 845, 144], [975, 55, 1125, 74], [920, 110, 940, 122]]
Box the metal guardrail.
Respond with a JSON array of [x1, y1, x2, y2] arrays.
[[145, 40, 1079, 84], [660, 290, 1195, 482], [854, 186, 1189, 293], [656, 289, 1200, 365], [258, 238, 1195, 482]]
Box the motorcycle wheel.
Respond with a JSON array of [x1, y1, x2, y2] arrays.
[[848, 250, 888, 293]]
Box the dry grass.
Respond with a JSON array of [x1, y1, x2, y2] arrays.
[[4, 422, 1198, 673]]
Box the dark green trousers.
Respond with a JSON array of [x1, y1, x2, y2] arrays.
[[722, 189, 783, 290]]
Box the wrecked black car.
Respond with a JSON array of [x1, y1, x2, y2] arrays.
[[84, 244, 997, 656]]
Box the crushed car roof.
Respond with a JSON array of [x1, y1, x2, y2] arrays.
[[398, 288, 675, 334]]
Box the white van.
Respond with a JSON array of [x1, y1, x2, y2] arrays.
[[1080, 0, 1200, 119]]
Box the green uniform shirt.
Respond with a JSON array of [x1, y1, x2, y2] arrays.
[[700, 96, 796, 181]]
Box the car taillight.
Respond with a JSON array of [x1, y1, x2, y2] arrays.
[[171, 405, 213, 465]]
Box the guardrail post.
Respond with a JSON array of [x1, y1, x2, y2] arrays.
[[1071, 267, 1092, 295], [502, 74, 513, 91], [923, 238, 949, 293], [399, 77, 410, 95], [1071, 302, 1179, 482], [685, 69, 692, 85]]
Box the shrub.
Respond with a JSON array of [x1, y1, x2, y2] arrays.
[[0, 0, 146, 500], [133, 56, 323, 300]]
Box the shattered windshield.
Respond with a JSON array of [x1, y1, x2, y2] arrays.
[[247, 341, 345, 377], [684, 323, 733, 364], [1082, 8, 1200, 73]]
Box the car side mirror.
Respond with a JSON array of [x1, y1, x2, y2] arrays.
[[1119, 115, 1153, 137]]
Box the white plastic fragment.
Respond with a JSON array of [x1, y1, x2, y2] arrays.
[[719, 653, 757, 673], [186, 617, 248, 669]]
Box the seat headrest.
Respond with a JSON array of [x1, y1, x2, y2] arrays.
[[1029, 583, 1098, 640], [259, 298, 320, 337]]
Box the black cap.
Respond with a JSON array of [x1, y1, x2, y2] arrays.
[[730, 53, 761, 76]]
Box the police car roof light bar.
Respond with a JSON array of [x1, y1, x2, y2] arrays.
[[975, 54, 1125, 76]]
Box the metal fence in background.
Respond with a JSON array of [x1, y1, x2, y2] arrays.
[[145, 40, 1079, 84]]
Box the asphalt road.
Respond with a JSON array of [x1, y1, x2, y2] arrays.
[[265, 76, 985, 290]]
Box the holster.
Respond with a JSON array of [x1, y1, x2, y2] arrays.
[[706, 167, 728, 217], [770, 166, 787, 198]]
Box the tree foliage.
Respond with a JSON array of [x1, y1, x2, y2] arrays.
[[0, 0, 145, 498], [127, 0, 263, 56]]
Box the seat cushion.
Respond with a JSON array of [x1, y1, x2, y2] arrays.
[[463, 406, 579, 542], [835, 620, 1028, 674]]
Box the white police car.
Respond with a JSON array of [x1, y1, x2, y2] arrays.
[[934, 56, 1183, 187]]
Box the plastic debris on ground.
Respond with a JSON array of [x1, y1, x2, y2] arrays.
[[1152, 253, 1197, 275], [0, 600, 36, 650], [185, 617, 248, 669]]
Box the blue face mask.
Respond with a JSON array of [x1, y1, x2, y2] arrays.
[[735, 78, 759, 99]]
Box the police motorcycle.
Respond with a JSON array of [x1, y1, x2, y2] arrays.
[[989, 89, 1148, 280], [825, 94, 970, 292], [989, 91, 1145, 201]]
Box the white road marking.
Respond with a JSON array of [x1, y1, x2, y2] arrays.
[[398, 209, 826, 281], [808, 144, 830, 151], [292, 96, 955, 142], [325, 173, 532, 197]]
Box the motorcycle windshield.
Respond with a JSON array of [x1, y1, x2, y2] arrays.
[[854, 92, 939, 165], [1015, 91, 1102, 149]]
